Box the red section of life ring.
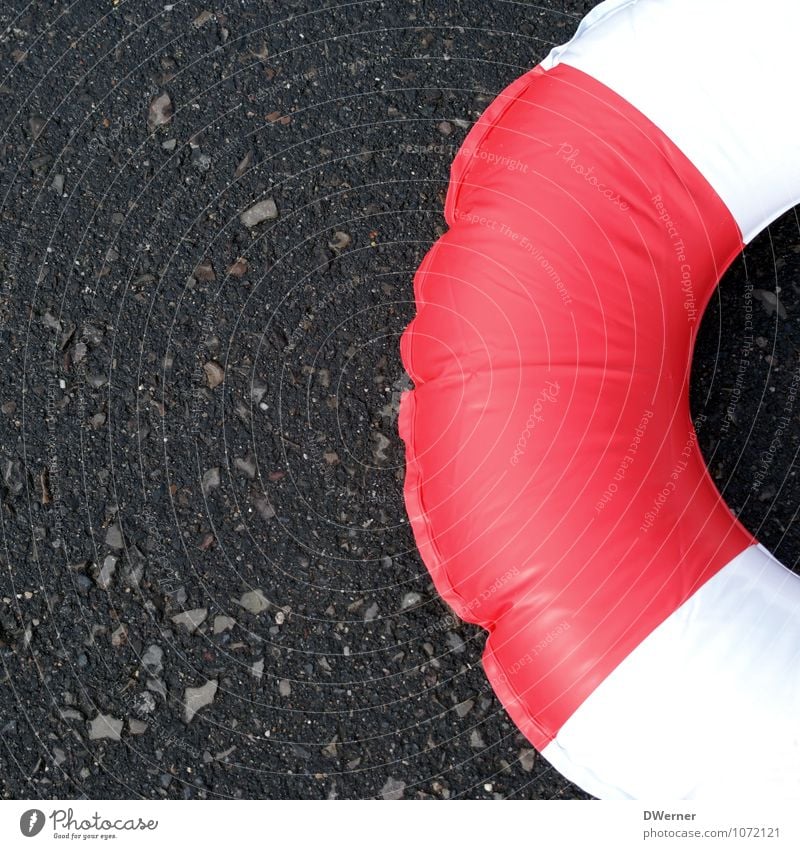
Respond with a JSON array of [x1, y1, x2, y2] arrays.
[[397, 9, 800, 796], [399, 57, 752, 749]]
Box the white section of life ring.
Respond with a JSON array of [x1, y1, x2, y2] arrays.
[[541, 0, 800, 243], [541, 543, 800, 799]]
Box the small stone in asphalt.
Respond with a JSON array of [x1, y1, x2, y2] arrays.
[[201, 467, 221, 494], [250, 379, 268, 404], [128, 718, 148, 736], [446, 631, 466, 654], [381, 777, 405, 800], [171, 608, 208, 633], [234, 455, 257, 479], [141, 644, 164, 677], [193, 10, 214, 27], [110, 624, 128, 647], [105, 523, 124, 549], [148, 92, 173, 131], [233, 149, 253, 179], [88, 713, 123, 741], [372, 431, 391, 462], [237, 588, 269, 615], [193, 260, 215, 282], [184, 679, 218, 722], [132, 691, 156, 717], [278, 679, 291, 697], [28, 115, 46, 140], [204, 361, 224, 388], [328, 231, 351, 252], [518, 748, 536, 772], [213, 615, 235, 634], [227, 258, 248, 277], [753, 288, 787, 319], [470, 729, 486, 750], [251, 659, 264, 680], [95, 555, 117, 589], [454, 698, 474, 718], [240, 198, 278, 228], [252, 494, 275, 521], [401, 592, 421, 609]]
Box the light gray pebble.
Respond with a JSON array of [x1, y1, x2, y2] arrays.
[[201, 467, 220, 494], [454, 698, 474, 718], [234, 456, 257, 479], [128, 718, 148, 735], [237, 589, 269, 615], [213, 615, 235, 634], [401, 592, 421, 609], [372, 431, 391, 462], [250, 379, 268, 404], [753, 288, 787, 319], [446, 631, 466, 654], [469, 729, 486, 750], [518, 748, 536, 772], [95, 555, 117, 589], [105, 523, 123, 550], [240, 198, 278, 228], [380, 777, 405, 800], [253, 494, 275, 520], [132, 691, 156, 716], [184, 679, 218, 722], [148, 92, 173, 131], [59, 708, 83, 721], [171, 608, 208, 633], [88, 713, 123, 741], [141, 644, 163, 676]]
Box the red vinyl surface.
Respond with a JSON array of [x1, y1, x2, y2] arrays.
[[398, 63, 754, 750]]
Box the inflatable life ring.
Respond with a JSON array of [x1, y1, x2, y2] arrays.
[[398, 0, 800, 799]]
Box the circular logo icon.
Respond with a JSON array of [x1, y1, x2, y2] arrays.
[[20, 810, 46, 837]]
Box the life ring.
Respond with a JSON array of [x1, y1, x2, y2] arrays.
[[398, 0, 800, 799]]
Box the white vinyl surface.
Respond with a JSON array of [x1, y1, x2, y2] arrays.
[[541, 543, 800, 799], [541, 0, 800, 243]]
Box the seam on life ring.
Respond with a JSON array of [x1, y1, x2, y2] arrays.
[[398, 381, 477, 624], [483, 636, 555, 748], [444, 64, 547, 227]]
